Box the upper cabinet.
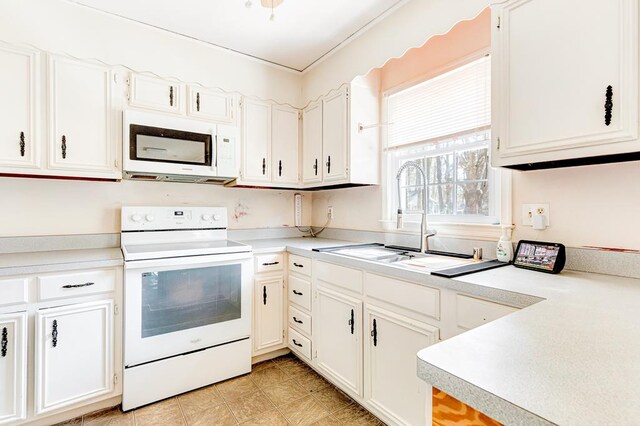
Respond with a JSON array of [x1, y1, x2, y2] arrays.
[[302, 101, 323, 184], [241, 98, 272, 183], [188, 86, 236, 125], [0, 44, 41, 173], [492, 0, 639, 169], [48, 56, 119, 179], [128, 74, 184, 114], [322, 89, 349, 183], [272, 105, 300, 185]]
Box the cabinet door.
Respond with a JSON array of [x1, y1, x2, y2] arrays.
[[48, 56, 118, 178], [129, 74, 184, 114], [188, 86, 236, 124], [253, 275, 285, 354], [272, 105, 299, 185], [242, 98, 272, 182], [492, 0, 638, 167], [0, 312, 27, 425], [0, 45, 41, 171], [365, 306, 438, 426], [302, 101, 323, 184], [322, 89, 349, 183], [315, 287, 362, 396], [35, 300, 114, 415]]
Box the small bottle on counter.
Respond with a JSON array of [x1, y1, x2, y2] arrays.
[[496, 226, 514, 263]]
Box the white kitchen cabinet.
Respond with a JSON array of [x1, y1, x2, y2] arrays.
[[128, 73, 184, 114], [272, 104, 299, 185], [48, 56, 119, 179], [35, 299, 114, 415], [315, 286, 362, 396], [322, 89, 349, 183], [0, 44, 41, 172], [302, 100, 323, 184], [364, 305, 438, 426], [253, 275, 285, 354], [0, 311, 27, 425], [492, 0, 639, 168], [241, 98, 272, 182], [187, 86, 236, 125]]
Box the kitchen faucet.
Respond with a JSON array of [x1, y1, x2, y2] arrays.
[[396, 160, 435, 253]]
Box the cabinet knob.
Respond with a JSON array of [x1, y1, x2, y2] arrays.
[[1, 327, 7, 357], [19, 131, 25, 157], [604, 85, 613, 126]]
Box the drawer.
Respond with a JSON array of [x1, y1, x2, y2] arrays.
[[315, 261, 363, 294], [255, 253, 284, 273], [0, 278, 29, 307], [365, 273, 440, 320], [288, 305, 311, 336], [288, 327, 312, 360], [289, 275, 311, 311], [288, 254, 311, 276], [38, 269, 116, 301], [456, 294, 518, 330]]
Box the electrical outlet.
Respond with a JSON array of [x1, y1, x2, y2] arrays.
[[522, 204, 550, 227], [327, 206, 334, 219]]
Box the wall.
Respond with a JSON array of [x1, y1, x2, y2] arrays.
[[0, 0, 309, 237]]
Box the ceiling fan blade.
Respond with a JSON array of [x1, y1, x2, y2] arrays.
[[260, 0, 284, 8]]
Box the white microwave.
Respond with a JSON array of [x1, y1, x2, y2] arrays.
[[122, 110, 239, 184]]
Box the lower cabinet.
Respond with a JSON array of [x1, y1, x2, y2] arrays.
[[0, 312, 27, 425], [253, 275, 285, 354], [364, 305, 439, 426], [35, 300, 114, 415], [314, 286, 362, 397]]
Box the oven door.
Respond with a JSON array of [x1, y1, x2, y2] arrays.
[[124, 252, 252, 367]]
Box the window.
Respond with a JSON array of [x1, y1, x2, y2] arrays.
[[384, 55, 500, 226]]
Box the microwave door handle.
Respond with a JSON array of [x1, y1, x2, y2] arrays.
[[143, 147, 168, 151], [213, 132, 218, 171]]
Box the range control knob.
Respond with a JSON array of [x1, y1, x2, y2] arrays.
[[145, 214, 155, 222], [213, 214, 222, 221], [131, 214, 142, 222], [201, 214, 211, 221]]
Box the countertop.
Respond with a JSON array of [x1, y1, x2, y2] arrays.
[[238, 237, 640, 425], [0, 248, 123, 277]]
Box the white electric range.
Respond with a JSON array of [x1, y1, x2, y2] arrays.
[[120, 206, 252, 410]]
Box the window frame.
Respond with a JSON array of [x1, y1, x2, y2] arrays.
[[380, 49, 512, 236]]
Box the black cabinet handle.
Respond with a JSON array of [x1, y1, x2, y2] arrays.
[[313, 158, 318, 176], [326, 156, 331, 174], [262, 261, 279, 266], [349, 309, 354, 334], [1, 327, 7, 357], [293, 263, 304, 268], [196, 92, 200, 112], [169, 86, 174, 106], [19, 131, 25, 157], [61, 135, 67, 159], [52, 320, 58, 348], [263, 286, 267, 305], [293, 316, 303, 324], [292, 290, 303, 296], [371, 318, 377, 347], [262, 158, 266, 175], [604, 85, 613, 126], [61, 282, 95, 289], [292, 339, 303, 347], [278, 160, 282, 177]]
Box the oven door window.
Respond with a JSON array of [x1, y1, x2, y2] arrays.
[[130, 124, 212, 166], [140, 264, 240, 338]]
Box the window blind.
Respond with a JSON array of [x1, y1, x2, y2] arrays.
[[387, 55, 491, 148]]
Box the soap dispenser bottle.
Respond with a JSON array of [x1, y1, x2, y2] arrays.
[[496, 226, 514, 263]]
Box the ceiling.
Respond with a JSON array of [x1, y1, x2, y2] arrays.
[[70, 0, 406, 72]]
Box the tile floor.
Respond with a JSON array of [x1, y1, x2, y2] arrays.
[[56, 354, 383, 426]]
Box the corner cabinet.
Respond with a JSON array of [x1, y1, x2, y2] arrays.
[[492, 0, 639, 169], [34, 300, 114, 415], [301, 101, 323, 184], [271, 105, 300, 186], [0, 312, 27, 425]]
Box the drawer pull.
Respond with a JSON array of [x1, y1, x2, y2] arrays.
[[292, 316, 303, 324], [292, 339, 303, 348], [62, 282, 95, 289], [262, 261, 279, 266], [348, 309, 354, 334], [52, 320, 58, 348], [1, 327, 7, 357], [371, 318, 378, 347], [292, 290, 303, 296], [293, 263, 304, 268]]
